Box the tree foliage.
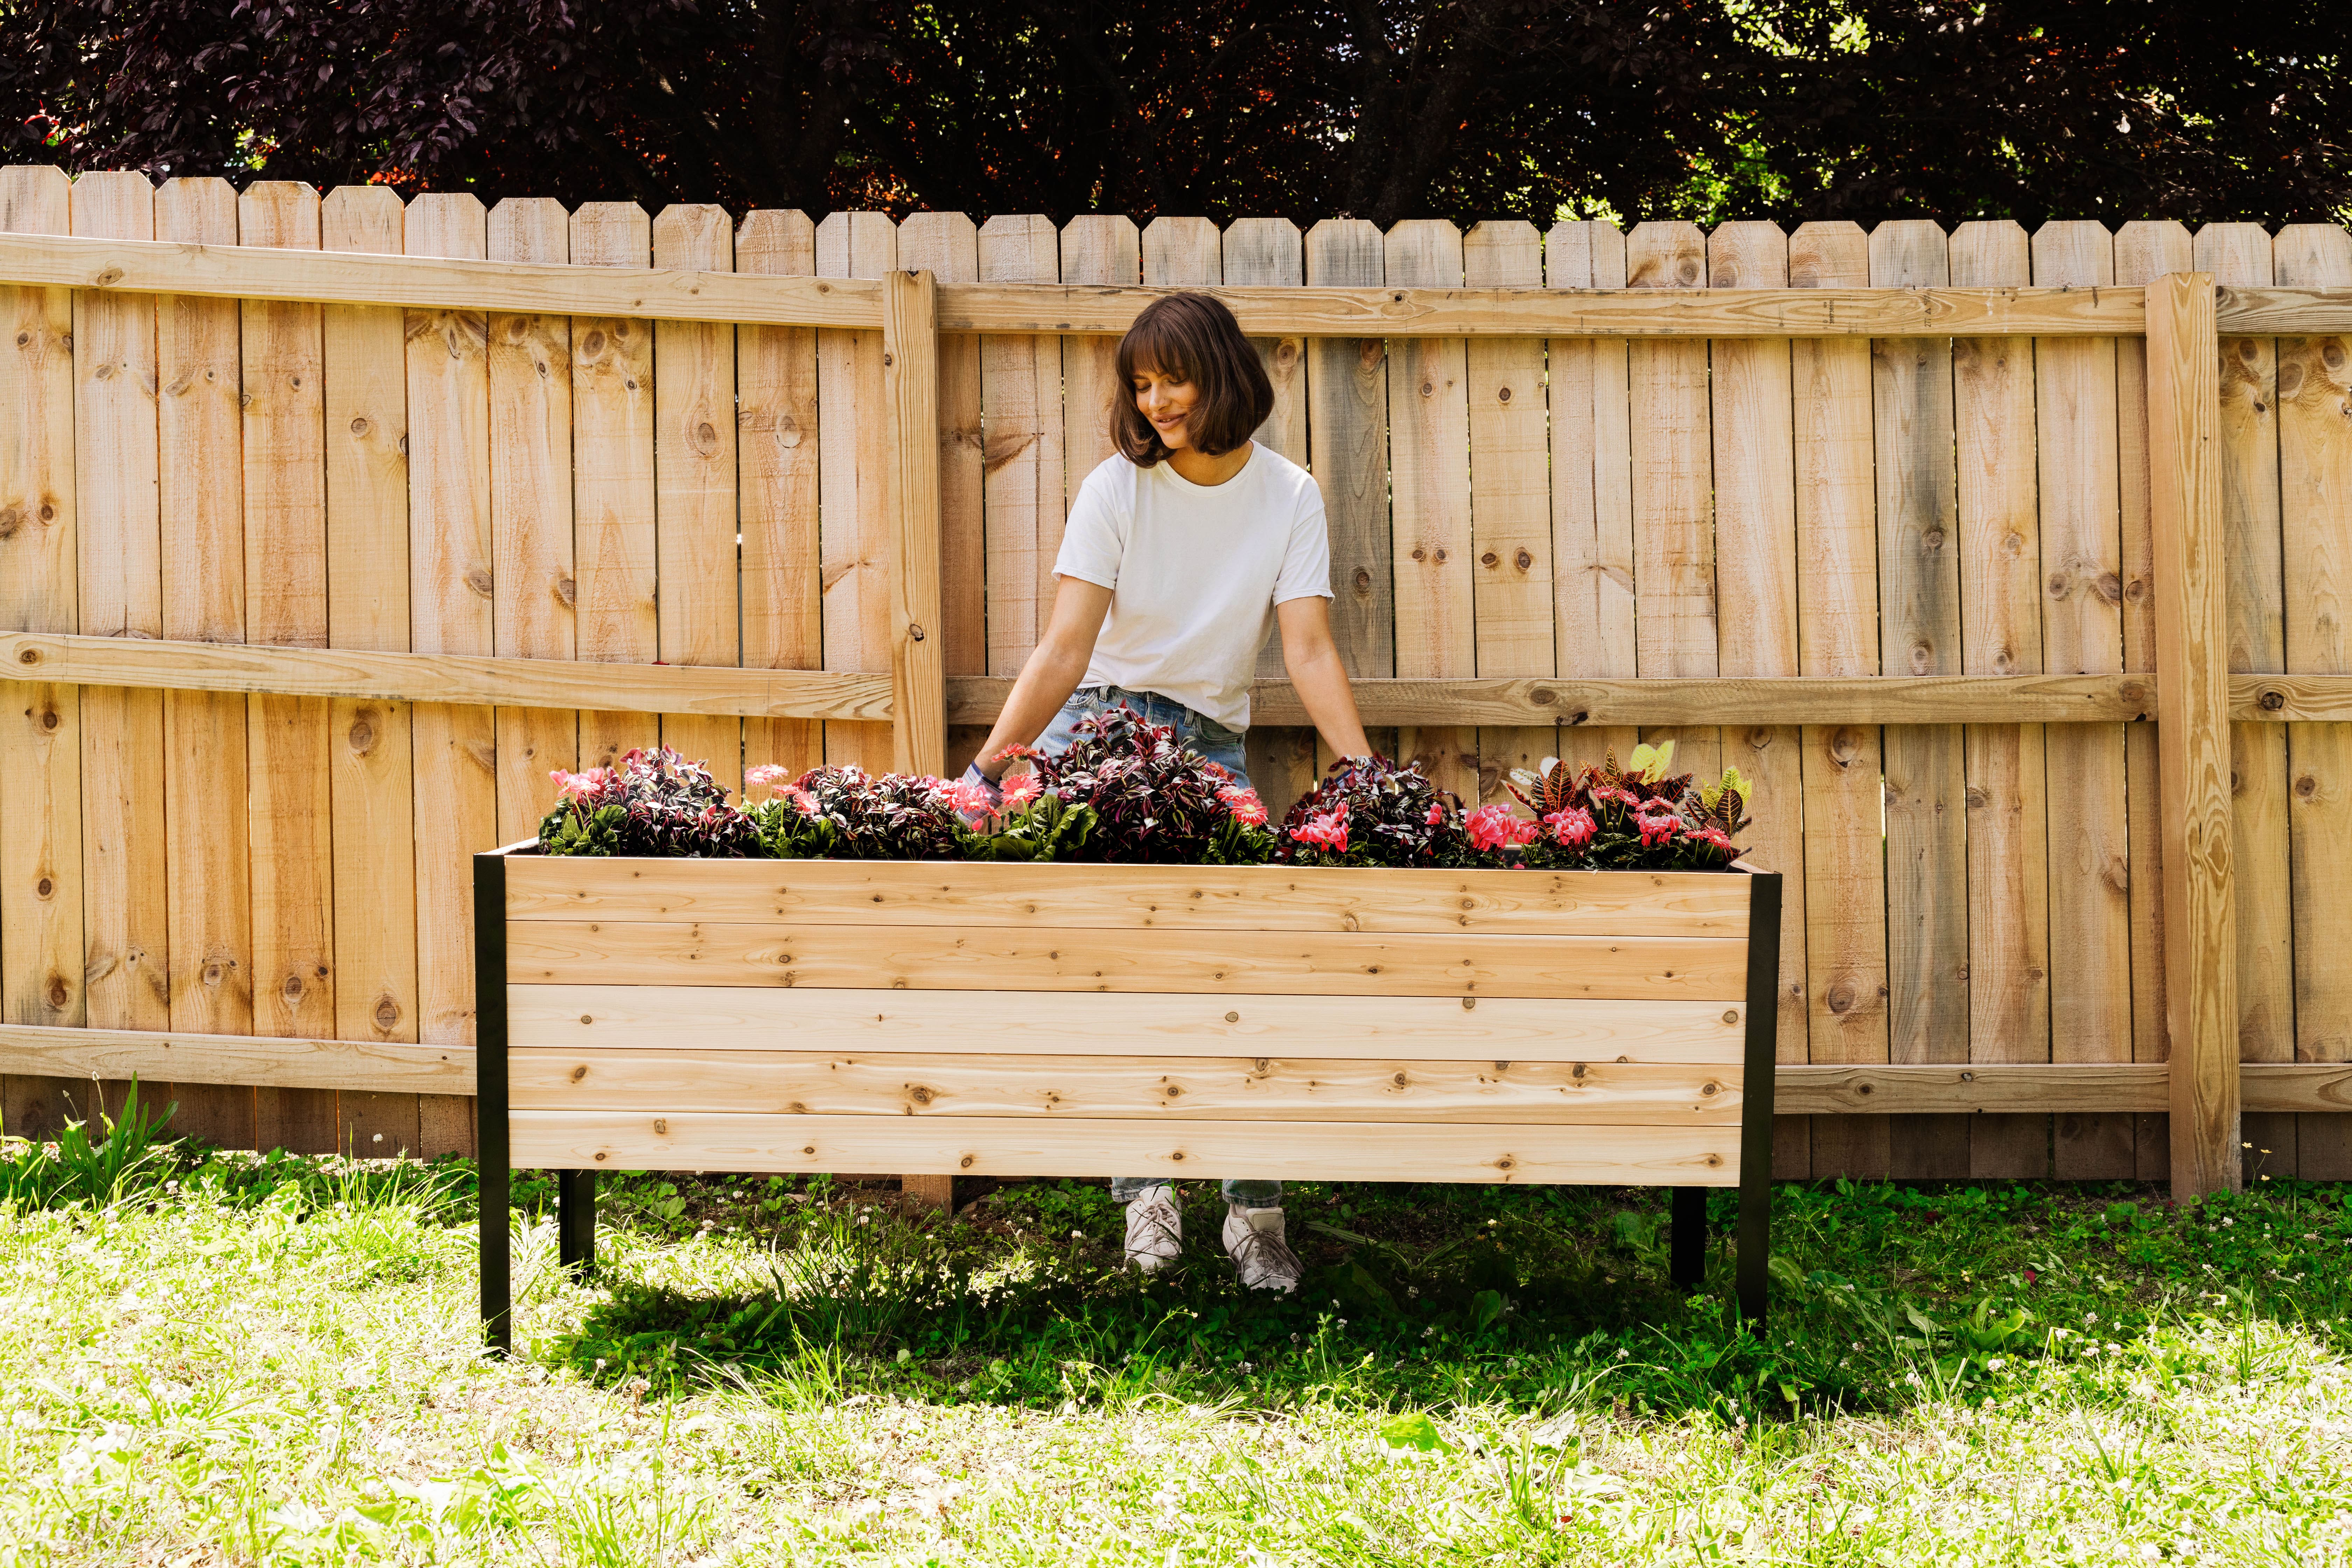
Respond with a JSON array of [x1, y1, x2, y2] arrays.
[[1, 1, 2344, 226]]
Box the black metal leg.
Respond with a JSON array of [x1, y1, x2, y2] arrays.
[[475, 850, 512, 1355], [559, 1169, 597, 1275], [1670, 1186, 1706, 1288], [1736, 869, 1781, 1328]]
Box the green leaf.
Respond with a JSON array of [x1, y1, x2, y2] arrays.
[[1377, 1412, 1448, 1452]]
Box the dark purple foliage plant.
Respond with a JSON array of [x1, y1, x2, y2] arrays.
[[1275, 754, 1469, 869], [537, 747, 766, 858]]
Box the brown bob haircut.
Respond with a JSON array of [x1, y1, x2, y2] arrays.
[[1111, 292, 1275, 465]]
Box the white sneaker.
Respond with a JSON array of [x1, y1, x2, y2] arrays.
[[1223, 1203, 1302, 1294], [1123, 1186, 1182, 1273]]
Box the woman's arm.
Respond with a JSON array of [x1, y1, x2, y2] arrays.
[[1276, 596, 1372, 760], [971, 576, 1114, 779]]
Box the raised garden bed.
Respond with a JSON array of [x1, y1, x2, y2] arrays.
[[473, 849, 1780, 1345]]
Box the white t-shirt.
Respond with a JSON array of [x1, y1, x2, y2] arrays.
[[1052, 446, 1331, 731]]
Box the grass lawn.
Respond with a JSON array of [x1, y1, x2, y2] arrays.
[[3, 1110, 2351, 1565]]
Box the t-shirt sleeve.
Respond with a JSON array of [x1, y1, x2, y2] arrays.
[[1052, 463, 1127, 589], [1272, 479, 1333, 603]]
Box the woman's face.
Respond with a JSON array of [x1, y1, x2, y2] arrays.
[[1130, 362, 1197, 451]]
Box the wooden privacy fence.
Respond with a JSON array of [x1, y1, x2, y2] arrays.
[[4, 162, 2352, 1192]]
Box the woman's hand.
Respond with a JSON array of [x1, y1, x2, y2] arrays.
[[969, 576, 1113, 778], [1276, 596, 1373, 760]]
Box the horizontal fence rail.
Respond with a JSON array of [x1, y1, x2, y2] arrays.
[[0, 166, 2345, 1195]]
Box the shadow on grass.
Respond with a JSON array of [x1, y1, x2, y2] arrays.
[[550, 1174, 2352, 1424]]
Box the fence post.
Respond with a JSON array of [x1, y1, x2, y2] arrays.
[[883, 268, 946, 779], [2147, 271, 2241, 1196], [882, 267, 954, 1212]]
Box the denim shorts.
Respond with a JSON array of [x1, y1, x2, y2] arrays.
[[1038, 684, 1254, 792], [1038, 685, 1277, 1211]]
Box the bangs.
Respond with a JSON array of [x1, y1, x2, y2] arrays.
[[1108, 292, 1275, 465]]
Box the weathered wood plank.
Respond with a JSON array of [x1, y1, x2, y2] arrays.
[[321, 181, 419, 1155], [652, 204, 743, 789], [883, 269, 945, 777], [512, 1048, 1743, 1124], [737, 210, 826, 785], [1791, 222, 1888, 1178], [405, 194, 494, 1159], [508, 984, 1748, 1062], [501, 858, 1753, 935], [2118, 222, 2195, 1178], [0, 1022, 471, 1091], [1547, 221, 1639, 779], [817, 210, 898, 773], [976, 215, 1062, 679], [2275, 225, 2352, 1180], [1953, 220, 2051, 1178], [0, 166, 85, 1138], [486, 197, 578, 855], [68, 169, 170, 1120], [1869, 219, 1969, 1179], [2032, 220, 2135, 1180], [896, 214, 986, 777], [0, 632, 891, 720], [1464, 221, 1555, 808], [507, 920, 1751, 1000], [154, 176, 254, 1147], [507, 1111, 1743, 1185]]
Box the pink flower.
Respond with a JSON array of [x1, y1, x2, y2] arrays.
[[1426, 804, 1447, 826], [1544, 807, 1597, 848], [999, 772, 1042, 810], [1689, 824, 1738, 860], [1201, 761, 1233, 783], [781, 785, 819, 816], [1466, 804, 1539, 852], [1290, 804, 1351, 854], [942, 777, 997, 820], [1219, 786, 1267, 827], [550, 768, 605, 804], [744, 763, 792, 791], [1636, 808, 1680, 848]]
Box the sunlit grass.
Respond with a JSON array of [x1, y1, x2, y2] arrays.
[[2, 1126, 2350, 1564]]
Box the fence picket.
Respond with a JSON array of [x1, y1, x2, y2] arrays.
[[571, 203, 659, 779], [2031, 222, 2135, 1180], [406, 193, 493, 1159], [487, 197, 577, 857], [817, 211, 899, 774], [0, 166, 85, 1139], [2276, 222, 2352, 1181], [895, 214, 985, 776], [1791, 222, 1885, 1180], [1463, 221, 1555, 811], [1952, 219, 2052, 1178], [737, 211, 824, 788], [321, 184, 420, 1156], [156, 176, 254, 1148], [1547, 221, 1637, 779], [978, 216, 1061, 682], [2194, 221, 2291, 1179], [240, 181, 338, 1154], [1870, 218, 1970, 1181], [64, 170, 166, 1135]]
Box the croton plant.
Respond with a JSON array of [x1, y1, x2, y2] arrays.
[[537, 712, 1751, 871]]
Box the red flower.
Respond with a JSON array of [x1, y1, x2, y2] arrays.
[[999, 772, 1043, 810], [1543, 806, 1597, 848], [1466, 804, 1539, 852], [1636, 809, 1680, 847], [1290, 804, 1351, 853], [1219, 785, 1268, 826]]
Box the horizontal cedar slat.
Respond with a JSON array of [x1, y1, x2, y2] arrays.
[[2, 631, 889, 720], [0, 1022, 472, 1091], [508, 1111, 1742, 1184], [511, 986, 1749, 1062], [952, 673, 2154, 727], [505, 920, 1750, 999], [502, 859, 1751, 937], [511, 1048, 1742, 1124]]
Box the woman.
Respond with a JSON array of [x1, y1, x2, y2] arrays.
[[961, 292, 1373, 1293]]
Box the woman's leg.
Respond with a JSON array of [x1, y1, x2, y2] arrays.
[[1222, 1179, 1283, 1209]]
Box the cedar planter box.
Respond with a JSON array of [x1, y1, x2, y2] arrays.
[[473, 847, 1779, 1346]]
